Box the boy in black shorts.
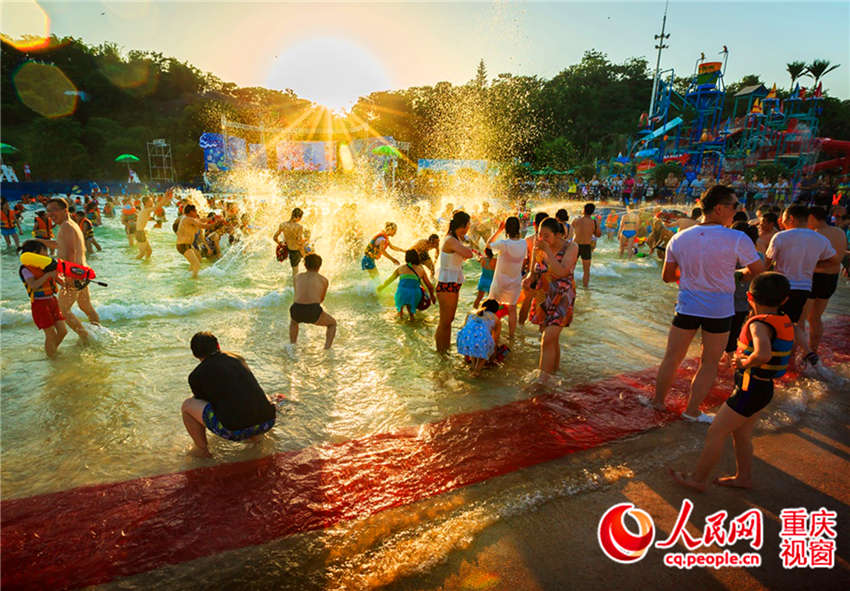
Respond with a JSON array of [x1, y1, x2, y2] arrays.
[[670, 272, 792, 492], [290, 254, 336, 349]]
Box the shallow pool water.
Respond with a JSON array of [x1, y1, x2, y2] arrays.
[[2, 194, 848, 589]]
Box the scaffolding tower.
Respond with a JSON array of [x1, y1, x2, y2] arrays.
[[147, 138, 175, 182]]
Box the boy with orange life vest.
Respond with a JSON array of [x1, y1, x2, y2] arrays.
[[121, 197, 137, 247], [670, 272, 793, 492], [72, 209, 102, 254], [18, 240, 68, 357], [1, 197, 21, 249]]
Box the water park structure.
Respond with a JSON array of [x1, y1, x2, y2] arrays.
[[629, 4, 850, 184]]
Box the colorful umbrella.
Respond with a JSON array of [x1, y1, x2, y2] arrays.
[[1, 142, 19, 155], [114, 154, 140, 163], [371, 145, 401, 158]]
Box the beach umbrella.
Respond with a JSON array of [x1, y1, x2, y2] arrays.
[[1, 142, 19, 155], [115, 153, 140, 178], [371, 145, 402, 158]]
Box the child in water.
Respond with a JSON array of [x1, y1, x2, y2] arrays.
[[18, 240, 68, 357], [290, 253, 337, 349], [377, 249, 436, 321], [670, 272, 793, 492], [457, 299, 501, 376], [474, 248, 497, 308]]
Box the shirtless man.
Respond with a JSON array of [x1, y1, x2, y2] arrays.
[[807, 206, 847, 355], [676, 207, 701, 231], [756, 212, 779, 254], [176, 204, 212, 279], [410, 234, 440, 278], [290, 254, 336, 349], [573, 203, 601, 288], [273, 208, 307, 283], [135, 196, 154, 260], [618, 206, 640, 259], [36, 197, 100, 343]]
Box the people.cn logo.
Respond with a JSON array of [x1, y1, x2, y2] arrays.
[[598, 502, 656, 563]]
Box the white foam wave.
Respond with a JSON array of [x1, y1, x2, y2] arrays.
[[1, 291, 290, 329]]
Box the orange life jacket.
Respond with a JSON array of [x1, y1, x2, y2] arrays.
[[736, 313, 794, 388], [33, 216, 52, 239], [19, 264, 58, 301], [1, 209, 17, 229]]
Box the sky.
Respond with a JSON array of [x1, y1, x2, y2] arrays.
[[3, 1, 849, 110]]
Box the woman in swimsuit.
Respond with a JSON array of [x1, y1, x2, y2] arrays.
[[435, 211, 474, 353], [378, 250, 435, 321], [527, 218, 579, 375]]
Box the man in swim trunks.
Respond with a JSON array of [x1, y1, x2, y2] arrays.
[[135, 196, 154, 260], [572, 203, 601, 288], [36, 197, 101, 344], [410, 234, 440, 278], [273, 207, 307, 284], [618, 206, 640, 259], [176, 204, 212, 279], [290, 253, 336, 349], [181, 332, 276, 458], [806, 206, 847, 356]]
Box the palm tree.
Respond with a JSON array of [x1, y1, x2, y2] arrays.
[[804, 59, 841, 87], [786, 61, 807, 89]]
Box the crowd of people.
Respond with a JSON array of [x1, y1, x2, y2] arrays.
[[6, 180, 849, 488]]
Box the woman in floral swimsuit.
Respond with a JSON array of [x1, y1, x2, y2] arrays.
[[527, 217, 579, 375]]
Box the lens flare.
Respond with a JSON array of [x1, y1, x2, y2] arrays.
[[97, 54, 157, 94], [13, 61, 78, 118], [0, 0, 50, 51]]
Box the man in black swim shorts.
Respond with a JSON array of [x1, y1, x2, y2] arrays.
[[290, 253, 337, 349], [572, 203, 601, 288]]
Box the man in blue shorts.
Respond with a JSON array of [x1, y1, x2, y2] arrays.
[[181, 332, 276, 457]]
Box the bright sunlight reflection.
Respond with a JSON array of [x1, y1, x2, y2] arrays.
[[266, 36, 391, 113]]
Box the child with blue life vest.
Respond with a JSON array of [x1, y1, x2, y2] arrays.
[[18, 240, 68, 357], [671, 272, 793, 493], [457, 299, 502, 376], [377, 249, 436, 321], [474, 248, 497, 308]]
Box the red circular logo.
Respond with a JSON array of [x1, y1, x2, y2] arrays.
[[598, 503, 655, 563]]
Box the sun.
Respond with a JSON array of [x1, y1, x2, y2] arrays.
[[266, 36, 391, 113]]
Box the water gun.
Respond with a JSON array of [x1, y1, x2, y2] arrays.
[[19, 252, 108, 287]]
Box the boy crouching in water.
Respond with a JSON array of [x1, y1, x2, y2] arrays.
[[671, 272, 793, 492], [290, 253, 337, 349], [19, 240, 68, 357]]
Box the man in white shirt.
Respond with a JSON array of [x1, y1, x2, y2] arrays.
[[765, 204, 838, 367], [650, 185, 765, 422]]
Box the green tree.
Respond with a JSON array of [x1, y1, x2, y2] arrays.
[[805, 59, 840, 87], [785, 61, 807, 89], [474, 59, 488, 89]]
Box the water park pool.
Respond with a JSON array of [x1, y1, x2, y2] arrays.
[[2, 194, 849, 589]]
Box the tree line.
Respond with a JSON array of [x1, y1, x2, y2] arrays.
[[2, 36, 848, 183]]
